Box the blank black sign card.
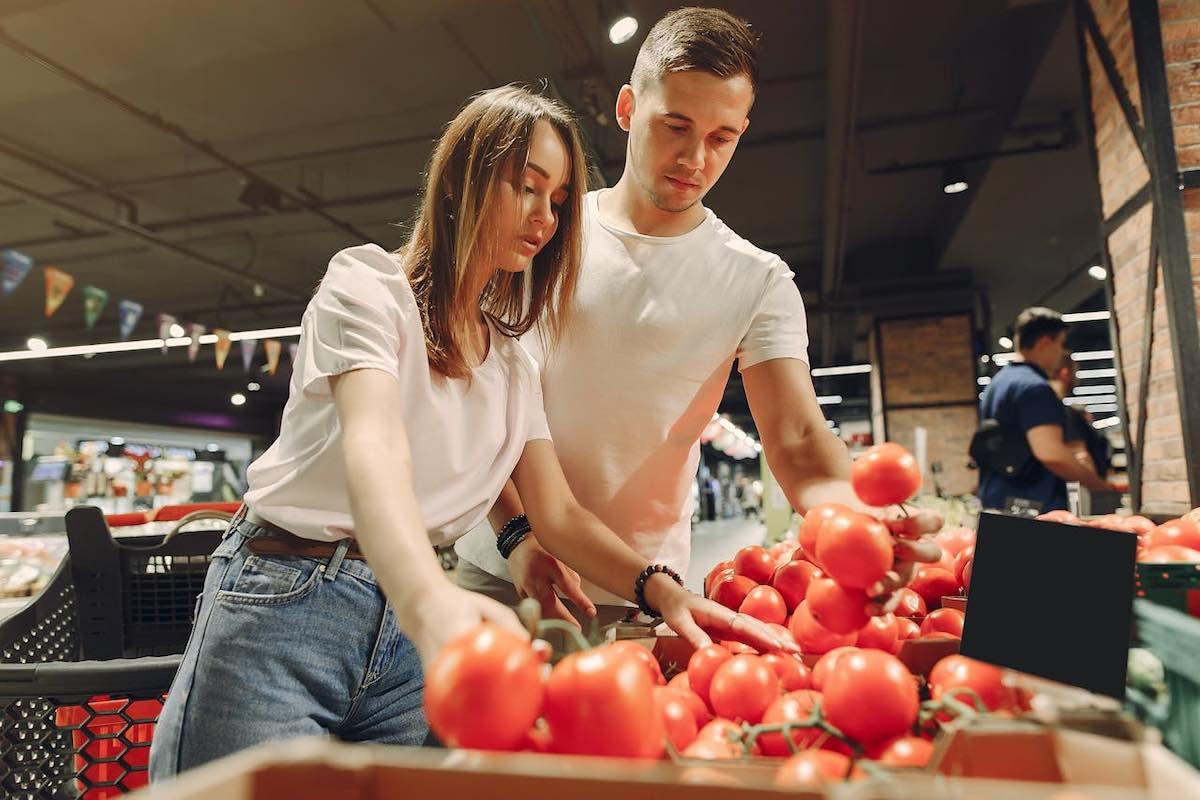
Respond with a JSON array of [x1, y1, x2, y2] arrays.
[[960, 512, 1137, 699]]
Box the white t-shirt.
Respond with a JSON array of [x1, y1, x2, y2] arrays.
[[244, 244, 551, 545], [455, 190, 809, 603]]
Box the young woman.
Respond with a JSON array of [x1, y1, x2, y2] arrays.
[[150, 85, 786, 779]]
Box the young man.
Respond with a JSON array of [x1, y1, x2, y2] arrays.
[[978, 307, 1121, 513], [455, 7, 940, 623]]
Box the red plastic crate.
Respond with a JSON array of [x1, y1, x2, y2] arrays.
[[54, 696, 163, 798]]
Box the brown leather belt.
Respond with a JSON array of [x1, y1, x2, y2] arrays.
[[241, 508, 366, 561]]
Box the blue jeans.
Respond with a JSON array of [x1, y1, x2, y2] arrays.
[[149, 517, 427, 781]]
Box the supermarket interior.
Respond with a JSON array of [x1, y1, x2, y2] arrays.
[[1, 1, 1200, 798]]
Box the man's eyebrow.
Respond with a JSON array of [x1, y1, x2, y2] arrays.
[[664, 111, 741, 136]]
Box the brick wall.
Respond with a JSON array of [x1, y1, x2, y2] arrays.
[[1086, 0, 1198, 515]]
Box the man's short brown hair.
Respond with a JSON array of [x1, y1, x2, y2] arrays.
[[631, 7, 759, 94], [1014, 306, 1068, 351]]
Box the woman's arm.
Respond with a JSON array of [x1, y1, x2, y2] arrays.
[[512, 439, 793, 653], [332, 368, 526, 665]]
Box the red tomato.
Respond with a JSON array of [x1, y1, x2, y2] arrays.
[[544, 645, 663, 758], [1147, 518, 1200, 551], [873, 735, 934, 766], [929, 655, 1012, 712], [705, 562, 736, 597], [734, 545, 777, 584], [810, 646, 859, 692], [654, 687, 699, 751], [935, 527, 976, 558], [806, 577, 871, 634], [423, 623, 545, 750], [740, 585, 788, 625], [1139, 544, 1200, 563], [687, 645, 733, 708], [1125, 515, 1158, 537], [953, 546, 975, 589], [962, 558, 973, 592], [1036, 510, 1080, 525], [676, 686, 714, 728], [850, 443, 922, 507], [895, 617, 921, 641], [892, 587, 927, 618], [822, 650, 920, 745], [758, 689, 823, 755], [684, 719, 755, 759], [856, 613, 900, 654], [608, 641, 667, 686], [816, 512, 894, 590], [772, 559, 823, 611], [518, 721, 553, 753], [712, 573, 758, 610], [908, 566, 960, 610], [774, 750, 857, 788], [789, 600, 857, 655], [769, 540, 800, 566], [762, 652, 811, 692], [920, 608, 965, 639], [800, 503, 854, 564], [708, 655, 780, 724], [667, 671, 691, 691]]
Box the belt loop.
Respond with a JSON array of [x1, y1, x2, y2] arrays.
[[324, 538, 351, 582], [225, 504, 249, 539]]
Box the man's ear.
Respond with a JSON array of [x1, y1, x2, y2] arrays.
[[615, 84, 635, 132]]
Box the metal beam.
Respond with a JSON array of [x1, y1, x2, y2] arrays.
[[1129, 0, 1200, 506], [1133, 227, 1158, 509], [1077, 0, 1148, 163], [819, 0, 865, 364]]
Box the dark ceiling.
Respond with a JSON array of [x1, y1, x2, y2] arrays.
[[0, 0, 1112, 437]]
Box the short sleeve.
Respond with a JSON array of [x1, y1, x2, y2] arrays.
[[526, 378, 553, 442], [736, 258, 810, 371], [1015, 382, 1065, 433], [300, 247, 409, 401]]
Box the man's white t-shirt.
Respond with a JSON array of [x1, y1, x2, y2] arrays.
[[244, 244, 551, 545], [455, 190, 809, 604]]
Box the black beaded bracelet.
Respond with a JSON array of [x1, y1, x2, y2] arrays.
[[634, 563, 684, 617], [496, 514, 533, 559]]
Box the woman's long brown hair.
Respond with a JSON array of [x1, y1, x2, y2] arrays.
[[403, 85, 588, 379]]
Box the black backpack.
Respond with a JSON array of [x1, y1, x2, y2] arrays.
[[969, 418, 1037, 482]]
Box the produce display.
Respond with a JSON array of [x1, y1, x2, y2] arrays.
[[1036, 508, 1200, 563]]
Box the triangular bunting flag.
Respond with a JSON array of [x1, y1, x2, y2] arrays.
[[157, 313, 177, 354], [82, 286, 109, 330], [186, 323, 206, 363], [2, 249, 33, 296], [240, 339, 256, 373], [264, 339, 282, 376], [117, 300, 143, 341], [288, 342, 298, 365], [214, 329, 232, 370], [44, 267, 74, 318]]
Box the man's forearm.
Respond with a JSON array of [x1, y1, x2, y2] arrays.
[[488, 478, 527, 534], [1042, 453, 1112, 492]]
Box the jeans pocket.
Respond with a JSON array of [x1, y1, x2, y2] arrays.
[[216, 554, 324, 606]]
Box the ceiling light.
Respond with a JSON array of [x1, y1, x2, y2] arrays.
[[0, 325, 301, 363], [1088, 265, 1107, 280], [2, 400, 22, 413], [1073, 384, 1117, 395], [810, 364, 872, 377], [109, 437, 125, 446], [1062, 310, 1111, 323], [817, 395, 843, 405], [168, 323, 185, 338], [1093, 416, 1121, 429], [1065, 394, 1116, 406], [247, 381, 261, 392], [230, 393, 246, 407], [26, 337, 47, 352], [1072, 350, 1114, 361], [942, 163, 968, 194], [1085, 403, 1119, 413], [980, 355, 990, 364], [609, 15, 638, 44], [998, 336, 1013, 349], [1076, 368, 1116, 379], [206, 443, 220, 452], [977, 376, 991, 386]]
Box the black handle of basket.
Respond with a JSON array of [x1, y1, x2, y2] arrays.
[[0, 654, 181, 701]]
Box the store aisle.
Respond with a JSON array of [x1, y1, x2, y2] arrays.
[[686, 516, 767, 593]]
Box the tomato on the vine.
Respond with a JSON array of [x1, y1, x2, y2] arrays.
[[740, 584, 788, 625], [762, 652, 811, 692], [800, 503, 854, 565], [774, 750, 859, 788], [543, 645, 663, 758], [929, 655, 1013, 712], [789, 600, 857, 655], [423, 623, 546, 751], [855, 613, 901, 654], [892, 587, 927, 618], [908, 566, 960, 609], [920, 608, 965, 639], [850, 443, 921, 507], [815, 511, 894, 590], [686, 644, 733, 708], [708, 654, 780, 724], [608, 640, 666, 686], [772, 559, 822, 611], [806, 577, 870, 634], [810, 645, 859, 692], [822, 650, 919, 745], [734, 545, 777, 584], [712, 573, 758, 610], [758, 689, 823, 756], [872, 735, 934, 766], [654, 687, 699, 751]]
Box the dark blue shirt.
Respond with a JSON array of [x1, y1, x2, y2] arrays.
[[978, 362, 1068, 512]]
